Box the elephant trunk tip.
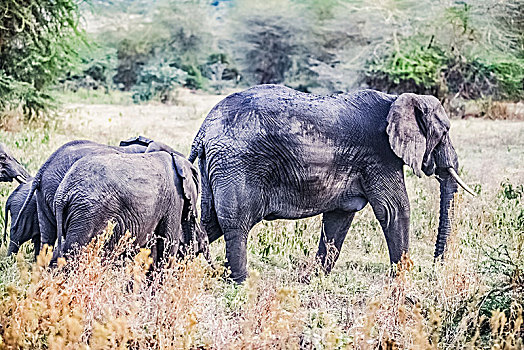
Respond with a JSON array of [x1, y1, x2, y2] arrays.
[[433, 245, 446, 260]]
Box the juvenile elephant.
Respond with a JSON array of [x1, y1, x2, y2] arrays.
[[52, 151, 208, 265], [14, 137, 171, 251], [189, 84, 476, 283], [4, 180, 40, 257], [0, 143, 30, 184]]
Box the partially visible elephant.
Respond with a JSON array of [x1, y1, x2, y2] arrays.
[[52, 151, 208, 265], [4, 180, 40, 257], [14, 137, 173, 251], [189, 84, 475, 283], [0, 143, 30, 184]]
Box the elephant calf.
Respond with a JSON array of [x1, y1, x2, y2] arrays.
[[52, 151, 208, 265], [4, 180, 40, 257]]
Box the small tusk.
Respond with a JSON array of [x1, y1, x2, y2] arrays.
[[448, 168, 477, 197], [15, 175, 27, 184]]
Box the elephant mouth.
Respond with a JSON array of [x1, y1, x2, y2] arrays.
[[447, 168, 476, 196], [436, 167, 476, 197], [15, 174, 28, 184], [0, 172, 28, 184]]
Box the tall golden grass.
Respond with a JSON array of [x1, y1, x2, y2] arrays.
[[0, 200, 522, 349]]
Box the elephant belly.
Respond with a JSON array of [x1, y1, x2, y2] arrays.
[[263, 184, 366, 220]]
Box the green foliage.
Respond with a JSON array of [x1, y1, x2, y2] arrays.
[[132, 59, 187, 103], [363, 0, 524, 100], [10, 0, 518, 107], [478, 180, 524, 322], [113, 38, 151, 91], [486, 59, 524, 99], [61, 42, 118, 93], [250, 220, 317, 267], [366, 42, 446, 95], [0, 0, 85, 117], [105, 0, 236, 100]]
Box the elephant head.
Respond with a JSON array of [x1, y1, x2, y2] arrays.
[[172, 153, 209, 260], [0, 143, 30, 184], [386, 93, 475, 258]]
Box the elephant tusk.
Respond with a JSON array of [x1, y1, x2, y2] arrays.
[[448, 168, 477, 197], [15, 175, 27, 184]]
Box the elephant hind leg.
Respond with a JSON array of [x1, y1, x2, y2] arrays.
[[36, 193, 57, 249], [199, 158, 223, 243], [213, 186, 263, 283], [317, 210, 356, 273], [202, 197, 223, 244]]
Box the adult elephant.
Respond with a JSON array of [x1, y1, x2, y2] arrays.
[[0, 143, 30, 184], [14, 137, 172, 251], [4, 180, 40, 257], [52, 151, 208, 265], [189, 84, 476, 283]]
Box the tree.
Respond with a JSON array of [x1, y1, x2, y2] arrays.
[[0, 0, 85, 117], [226, 0, 310, 86]]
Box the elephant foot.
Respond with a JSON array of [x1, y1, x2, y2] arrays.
[[218, 264, 248, 284], [229, 270, 248, 284]]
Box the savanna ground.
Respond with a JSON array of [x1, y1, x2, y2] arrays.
[[0, 90, 523, 349]]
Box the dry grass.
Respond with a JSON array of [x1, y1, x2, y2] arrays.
[[0, 91, 523, 349]]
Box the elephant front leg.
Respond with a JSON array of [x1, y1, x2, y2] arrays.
[[317, 210, 356, 273], [32, 235, 41, 260], [366, 183, 410, 264]]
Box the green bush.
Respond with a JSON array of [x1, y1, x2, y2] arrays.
[[366, 43, 446, 96], [132, 59, 187, 103], [363, 1, 524, 100]]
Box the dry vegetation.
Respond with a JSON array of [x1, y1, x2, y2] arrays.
[[0, 91, 523, 349]]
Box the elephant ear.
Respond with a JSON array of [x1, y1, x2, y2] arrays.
[[172, 154, 206, 256], [172, 154, 199, 214], [386, 93, 449, 177]]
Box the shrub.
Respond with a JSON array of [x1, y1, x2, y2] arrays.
[[132, 58, 187, 103], [362, 0, 524, 100]]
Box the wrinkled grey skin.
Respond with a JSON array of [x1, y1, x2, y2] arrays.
[[14, 137, 171, 252], [52, 152, 208, 265], [189, 84, 461, 283], [0, 143, 30, 183], [4, 179, 40, 257]]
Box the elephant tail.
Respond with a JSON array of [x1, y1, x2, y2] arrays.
[[11, 178, 38, 232], [54, 196, 66, 256], [189, 105, 223, 163], [188, 126, 205, 163]]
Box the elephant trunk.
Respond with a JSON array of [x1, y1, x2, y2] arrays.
[[196, 222, 211, 263], [3, 201, 9, 244], [183, 213, 210, 262], [434, 172, 458, 258]]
